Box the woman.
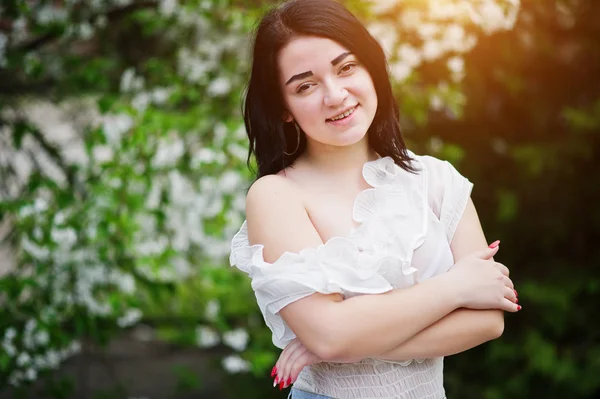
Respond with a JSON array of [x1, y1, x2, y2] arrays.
[[230, 0, 520, 398]]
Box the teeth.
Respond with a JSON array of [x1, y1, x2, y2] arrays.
[[330, 107, 355, 121]]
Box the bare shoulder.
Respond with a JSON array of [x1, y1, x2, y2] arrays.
[[245, 173, 322, 262], [246, 174, 303, 213]]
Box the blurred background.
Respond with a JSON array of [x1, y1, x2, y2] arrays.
[[0, 0, 598, 398]]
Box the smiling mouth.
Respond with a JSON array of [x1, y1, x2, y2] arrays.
[[326, 105, 358, 122]]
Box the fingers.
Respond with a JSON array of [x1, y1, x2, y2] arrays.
[[503, 275, 514, 290], [474, 244, 500, 260], [504, 286, 517, 303], [500, 297, 521, 312], [494, 262, 510, 277], [274, 339, 301, 387], [289, 351, 320, 383], [280, 345, 308, 389]]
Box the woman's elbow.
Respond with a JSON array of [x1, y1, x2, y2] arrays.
[[308, 324, 348, 361], [488, 311, 505, 339]]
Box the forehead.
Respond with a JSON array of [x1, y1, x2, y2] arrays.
[[279, 36, 350, 75]]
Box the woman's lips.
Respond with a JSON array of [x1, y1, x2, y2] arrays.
[[326, 105, 358, 125]]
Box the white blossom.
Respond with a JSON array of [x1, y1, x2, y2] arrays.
[[219, 171, 242, 194], [177, 49, 213, 82], [196, 325, 220, 348], [400, 9, 422, 29], [4, 327, 17, 341], [447, 56, 465, 74], [21, 236, 50, 260], [223, 328, 249, 352], [207, 77, 232, 97], [389, 61, 412, 82], [205, 299, 220, 321], [102, 113, 133, 144], [120, 68, 144, 93], [45, 349, 61, 369], [192, 148, 217, 165], [117, 273, 136, 294], [117, 308, 143, 328], [51, 227, 77, 249], [67, 340, 82, 356], [2, 341, 17, 357], [152, 138, 185, 168], [79, 23, 94, 40], [0, 33, 7, 67], [422, 40, 444, 61], [159, 0, 178, 16], [417, 23, 440, 40], [151, 87, 172, 105], [92, 145, 114, 164], [222, 355, 250, 373], [34, 330, 50, 346], [16, 352, 31, 367], [213, 123, 228, 146], [370, 0, 400, 14], [397, 45, 422, 68], [35, 5, 68, 25], [430, 95, 444, 111], [132, 92, 151, 113], [135, 236, 169, 256], [34, 198, 48, 212], [146, 181, 163, 209], [368, 23, 397, 56], [25, 368, 37, 381]]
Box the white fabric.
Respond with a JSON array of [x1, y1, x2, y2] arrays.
[[230, 152, 473, 398]]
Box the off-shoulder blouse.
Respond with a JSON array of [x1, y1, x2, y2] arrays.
[[230, 152, 473, 398]]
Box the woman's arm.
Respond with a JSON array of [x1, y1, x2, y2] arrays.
[[246, 177, 514, 361], [377, 308, 502, 361], [376, 198, 511, 361]]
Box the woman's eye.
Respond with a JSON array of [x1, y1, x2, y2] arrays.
[[340, 62, 356, 74], [297, 83, 312, 93]]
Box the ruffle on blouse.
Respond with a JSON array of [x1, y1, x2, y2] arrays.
[[229, 154, 429, 351]]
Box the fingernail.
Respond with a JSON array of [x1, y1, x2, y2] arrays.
[[273, 377, 278, 387], [287, 377, 292, 386], [517, 305, 522, 311], [488, 240, 500, 249], [515, 289, 518, 296], [271, 366, 277, 377], [279, 381, 284, 390], [516, 297, 518, 303]]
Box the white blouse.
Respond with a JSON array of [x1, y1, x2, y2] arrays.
[[230, 152, 473, 399]]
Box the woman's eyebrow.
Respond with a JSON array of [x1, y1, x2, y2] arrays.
[[330, 51, 351, 66], [285, 51, 353, 85]]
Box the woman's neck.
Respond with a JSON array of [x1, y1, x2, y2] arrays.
[[300, 137, 379, 177]]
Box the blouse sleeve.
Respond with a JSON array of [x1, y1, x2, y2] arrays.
[[419, 155, 474, 243], [229, 222, 395, 349]]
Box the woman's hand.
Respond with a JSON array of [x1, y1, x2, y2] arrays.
[[271, 338, 323, 390], [446, 243, 520, 312]]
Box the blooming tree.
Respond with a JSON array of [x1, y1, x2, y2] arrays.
[[0, 0, 520, 393]]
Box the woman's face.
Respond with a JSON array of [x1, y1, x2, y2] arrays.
[[278, 36, 378, 150]]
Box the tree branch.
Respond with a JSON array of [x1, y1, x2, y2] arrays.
[[13, 1, 159, 53]]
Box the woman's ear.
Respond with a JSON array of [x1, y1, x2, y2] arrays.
[[282, 111, 293, 123]]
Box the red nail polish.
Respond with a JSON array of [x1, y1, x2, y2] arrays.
[[515, 297, 518, 303], [488, 240, 500, 249], [271, 366, 277, 377], [279, 381, 284, 390], [287, 377, 292, 385], [517, 305, 522, 311]]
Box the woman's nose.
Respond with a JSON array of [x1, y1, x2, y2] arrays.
[[323, 80, 348, 107]]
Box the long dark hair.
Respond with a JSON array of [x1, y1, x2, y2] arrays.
[[243, 0, 417, 178]]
